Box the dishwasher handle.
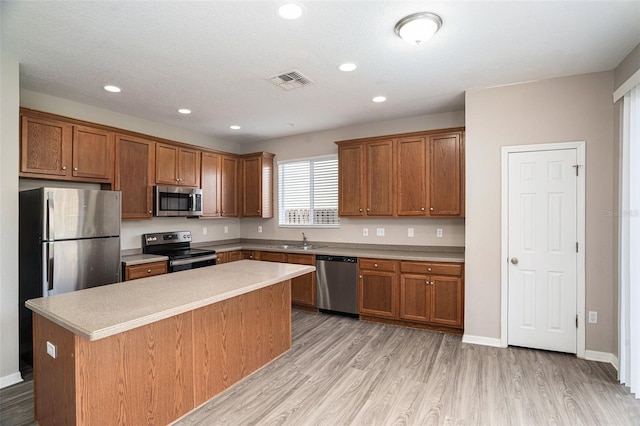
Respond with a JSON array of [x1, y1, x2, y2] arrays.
[[315, 255, 357, 263]]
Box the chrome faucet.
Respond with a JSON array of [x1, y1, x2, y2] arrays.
[[302, 232, 308, 247]]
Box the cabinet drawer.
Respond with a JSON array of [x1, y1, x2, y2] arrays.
[[259, 251, 287, 262], [125, 261, 167, 281], [359, 258, 397, 272], [287, 253, 315, 265], [400, 261, 462, 276]]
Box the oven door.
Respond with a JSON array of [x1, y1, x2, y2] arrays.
[[154, 186, 203, 217], [169, 254, 217, 272]]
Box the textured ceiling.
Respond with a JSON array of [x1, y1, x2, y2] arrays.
[[2, 1, 639, 143]]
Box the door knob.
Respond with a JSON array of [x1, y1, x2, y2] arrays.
[[510, 257, 519, 265]]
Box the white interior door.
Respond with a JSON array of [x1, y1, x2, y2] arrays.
[[507, 149, 578, 353]]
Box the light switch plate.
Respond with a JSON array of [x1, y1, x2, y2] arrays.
[[436, 228, 443, 238], [258, 226, 263, 233], [376, 228, 385, 237], [363, 228, 368, 237], [408, 228, 414, 238], [46, 341, 56, 359], [224, 226, 229, 234], [203, 227, 207, 235], [588, 311, 598, 324]]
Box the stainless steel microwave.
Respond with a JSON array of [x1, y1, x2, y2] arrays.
[[154, 185, 203, 217]]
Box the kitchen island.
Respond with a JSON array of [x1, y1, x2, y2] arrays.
[[26, 260, 315, 426]]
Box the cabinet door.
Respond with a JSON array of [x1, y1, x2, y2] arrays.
[[221, 155, 238, 217], [429, 133, 462, 216], [338, 144, 365, 216], [287, 253, 316, 307], [259, 252, 287, 263], [359, 270, 397, 318], [242, 250, 256, 260], [20, 115, 72, 177], [178, 148, 200, 187], [155, 143, 179, 185], [396, 137, 427, 216], [227, 251, 243, 262], [72, 125, 115, 182], [115, 135, 155, 220], [365, 140, 394, 216], [400, 274, 430, 322], [241, 155, 262, 217], [201, 152, 221, 217], [430, 275, 463, 327], [215, 252, 228, 265]]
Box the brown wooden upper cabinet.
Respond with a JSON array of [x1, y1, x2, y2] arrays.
[[155, 143, 200, 187], [20, 111, 115, 184], [336, 128, 464, 218], [114, 134, 156, 220], [240, 152, 274, 218], [220, 154, 239, 217], [200, 152, 222, 218]]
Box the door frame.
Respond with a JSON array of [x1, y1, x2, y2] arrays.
[[500, 141, 586, 358]]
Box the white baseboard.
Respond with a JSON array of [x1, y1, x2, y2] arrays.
[[462, 334, 505, 348], [585, 350, 619, 371], [0, 372, 23, 389]]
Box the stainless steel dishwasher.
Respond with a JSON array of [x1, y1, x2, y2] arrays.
[[316, 255, 358, 315]]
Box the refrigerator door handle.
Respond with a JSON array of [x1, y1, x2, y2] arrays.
[[46, 191, 54, 241], [44, 244, 54, 294]]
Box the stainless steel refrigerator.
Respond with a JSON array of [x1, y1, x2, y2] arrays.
[[19, 187, 121, 366]]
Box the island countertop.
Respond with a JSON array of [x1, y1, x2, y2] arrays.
[[26, 260, 315, 341]]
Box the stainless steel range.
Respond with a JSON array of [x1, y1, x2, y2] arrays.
[[142, 231, 217, 272]]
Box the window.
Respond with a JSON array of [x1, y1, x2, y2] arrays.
[[278, 156, 339, 227]]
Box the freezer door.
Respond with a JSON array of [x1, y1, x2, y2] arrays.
[[44, 238, 120, 296], [45, 188, 121, 240]]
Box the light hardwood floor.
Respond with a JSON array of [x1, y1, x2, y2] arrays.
[[2, 311, 640, 425]]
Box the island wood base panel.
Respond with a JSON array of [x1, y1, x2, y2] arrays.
[[33, 280, 291, 426], [359, 314, 464, 336]]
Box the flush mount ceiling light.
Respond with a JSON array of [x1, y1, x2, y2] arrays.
[[372, 96, 387, 103], [278, 3, 302, 19], [394, 12, 442, 45], [103, 85, 121, 93], [339, 62, 358, 72], [229, 125, 241, 130], [177, 108, 191, 114]]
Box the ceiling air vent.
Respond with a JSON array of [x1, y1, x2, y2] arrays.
[[266, 69, 315, 90]]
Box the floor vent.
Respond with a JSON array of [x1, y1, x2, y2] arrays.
[[266, 69, 314, 90]]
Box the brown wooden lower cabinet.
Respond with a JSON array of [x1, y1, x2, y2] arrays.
[[359, 258, 464, 332], [123, 261, 167, 281], [216, 250, 243, 265], [32, 280, 291, 426], [255, 251, 317, 308]]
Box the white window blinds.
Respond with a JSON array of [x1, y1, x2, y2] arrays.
[[278, 156, 339, 226]]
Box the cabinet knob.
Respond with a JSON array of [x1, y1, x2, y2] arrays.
[[374, 263, 378, 267], [367, 208, 370, 212], [148, 211, 152, 214], [62, 166, 67, 170], [428, 267, 432, 272], [421, 207, 425, 211], [222, 210, 226, 214], [359, 208, 363, 212], [147, 269, 152, 273], [73, 167, 78, 171], [359, 275, 363, 279], [430, 281, 434, 285], [257, 210, 261, 213], [430, 207, 434, 211]]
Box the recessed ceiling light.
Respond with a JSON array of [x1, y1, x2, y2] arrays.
[[278, 3, 302, 19], [372, 96, 387, 103], [230, 125, 241, 130], [103, 85, 121, 93], [177, 108, 192, 114], [339, 62, 358, 72]]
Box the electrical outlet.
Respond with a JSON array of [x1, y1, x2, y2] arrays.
[[588, 311, 598, 324], [257, 226, 263, 233], [363, 228, 368, 237], [224, 226, 229, 234], [376, 228, 385, 237], [46, 341, 56, 359], [203, 227, 207, 236], [408, 228, 414, 238], [436, 228, 443, 238]]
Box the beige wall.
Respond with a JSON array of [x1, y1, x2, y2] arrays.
[[465, 72, 616, 353], [241, 111, 466, 247], [614, 42, 640, 91], [0, 55, 21, 386]]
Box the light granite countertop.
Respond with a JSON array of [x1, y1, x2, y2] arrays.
[[197, 243, 465, 263], [26, 260, 315, 341]]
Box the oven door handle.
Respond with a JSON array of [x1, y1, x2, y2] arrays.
[[170, 254, 217, 267]]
